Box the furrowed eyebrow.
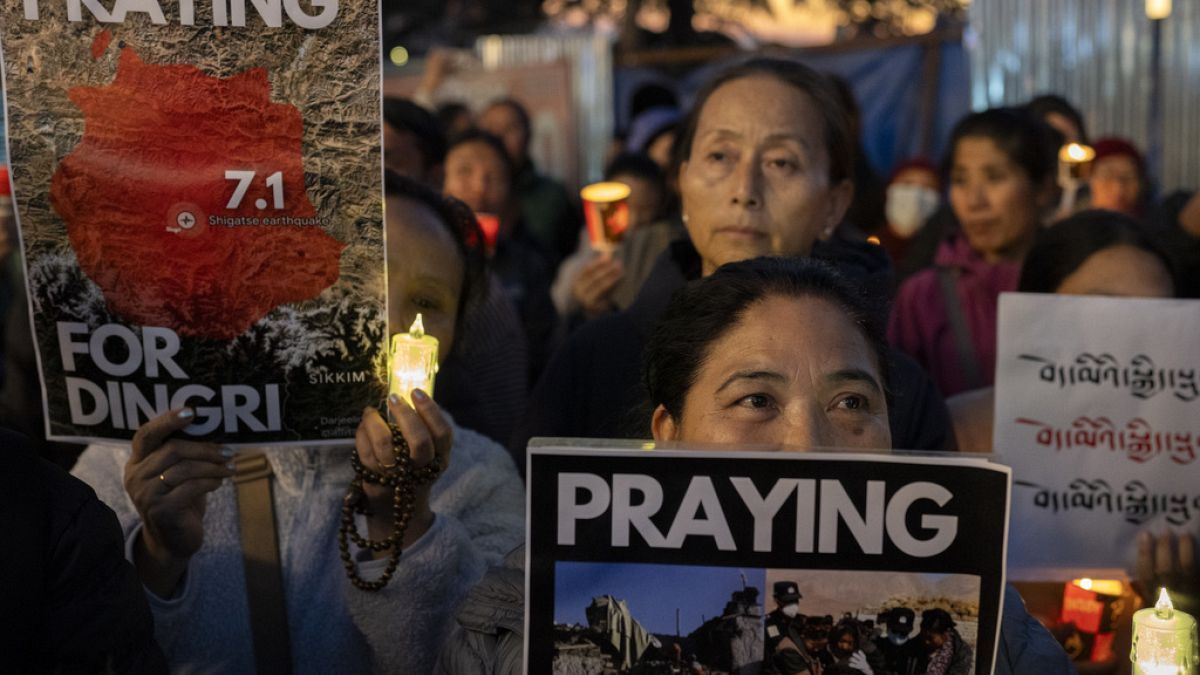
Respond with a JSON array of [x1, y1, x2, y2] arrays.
[[715, 370, 786, 395], [826, 368, 884, 395]]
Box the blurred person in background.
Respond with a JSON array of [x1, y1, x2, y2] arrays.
[[477, 98, 581, 264], [875, 158, 942, 274], [889, 108, 1059, 397], [443, 130, 558, 381], [551, 152, 679, 326], [1026, 94, 1089, 145], [1086, 137, 1146, 217]]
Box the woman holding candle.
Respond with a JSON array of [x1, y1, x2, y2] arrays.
[[70, 172, 525, 674], [439, 256, 1074, 674], [889, 107, 1060, 397]]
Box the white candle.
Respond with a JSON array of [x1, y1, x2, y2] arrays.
[[1131, 589, 1198, 675]]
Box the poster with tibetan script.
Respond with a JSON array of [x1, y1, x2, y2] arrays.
[[0, 1, 386, 445], [526, 444, 1011, 675], [995, 293, 1200, 577]]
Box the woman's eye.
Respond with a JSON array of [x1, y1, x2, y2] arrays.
[[736, 394, 773, 409], [707, 151, 728, 162], [767, 157, 797, 171], [412, 296, 441, 311], [834, 394, 870, 412]]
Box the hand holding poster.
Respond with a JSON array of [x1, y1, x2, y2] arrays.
[[995, 293, 1200, 576], [0, 1, 384, 445], [527, 445, 1012, 674]]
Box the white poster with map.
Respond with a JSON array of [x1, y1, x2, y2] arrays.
[[0, 2, 386, 445], [995, 293, 1200, 577]]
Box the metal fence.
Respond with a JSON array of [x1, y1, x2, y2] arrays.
[[969, 0, 1200, 192]]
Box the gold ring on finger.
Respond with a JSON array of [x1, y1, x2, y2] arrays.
[[159, 471, 172, 488]]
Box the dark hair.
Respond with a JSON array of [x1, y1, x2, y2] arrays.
[[643, 257, 888, 422], [1026, 93, 1089, 144], [383, 97, 447, 171], [1018, 209, 1177, 294], [446, 129, 514, 182], [944, 107, 1059, 188], [920, 608, 956, 633], [630, 83, 679, 119], [830, 622, 859, 648], [606, 152, 666, 194], [673, 58, 854, 185], [383, 170, 487, 352], [436, 101, 471, 133], [482, 98, 532, 144]]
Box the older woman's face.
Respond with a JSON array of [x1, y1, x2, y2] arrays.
[[652, 294, 890, 449], [949, 136, 1048, 263], [386, 196, 463, 364], [1088, 155, 1141, 215], [679, 75, 852, 276]]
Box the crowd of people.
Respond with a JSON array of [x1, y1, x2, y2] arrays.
[[4, 46, 1199, 674]]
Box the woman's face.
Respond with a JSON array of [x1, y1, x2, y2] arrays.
[[1088, 155, 1141, 215], [386, 196, 464, 364], [949, 136, 1049, 263], [679, 75, 852, 276], [652, 294, 890, 450], [443, 141, 511, 216], [1055, 245, 1174, 298], [835, 632, 857, 656]]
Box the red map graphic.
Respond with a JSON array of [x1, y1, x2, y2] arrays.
[[51, 46, 345, 340]]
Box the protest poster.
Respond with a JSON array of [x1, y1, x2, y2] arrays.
[[0, 1, 385, 445], [994, 293, 1200, 577], [527, 445, 1011, 674]]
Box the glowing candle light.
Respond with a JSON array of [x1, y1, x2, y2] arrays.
[[580, 181, 632, 252], [1131, 588, 1199, 675], [389, 314, 439, 406], [475, 212, 500, 256], [1060, 143, 1096, 165]]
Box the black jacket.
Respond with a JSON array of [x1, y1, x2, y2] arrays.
[[0, 428, 166, 673], [516, 237, 953, 473]]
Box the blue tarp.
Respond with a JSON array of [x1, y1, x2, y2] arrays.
[[614, 41, 971, 181]]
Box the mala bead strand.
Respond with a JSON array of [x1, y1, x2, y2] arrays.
[[338, 422, 441, 591]]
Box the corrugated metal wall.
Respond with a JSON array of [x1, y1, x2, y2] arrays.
[[969, 0, 1200, 191]]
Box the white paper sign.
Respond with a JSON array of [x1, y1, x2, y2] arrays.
[[995, 293, 1200, 578]]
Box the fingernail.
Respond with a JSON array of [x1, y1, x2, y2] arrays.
[[226, 461, 237, 471], [221, 446, 235, 458], [412, 389, 429, 402], [178, 408, 194, 420], [388, 393, 400, 406]]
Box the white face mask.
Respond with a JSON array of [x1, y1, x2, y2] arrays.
[[886, 183, 940, 238], [781, 603, 800, 618], [888, 632, 911, 646]]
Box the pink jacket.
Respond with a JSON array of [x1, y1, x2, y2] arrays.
[[888, 235, 1021, 397]]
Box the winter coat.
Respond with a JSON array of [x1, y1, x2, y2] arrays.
[[2, 428, 166, 673], [71, 420, 524, 674], [888, 234, 1022, 397], [516, 237, 955, 468]]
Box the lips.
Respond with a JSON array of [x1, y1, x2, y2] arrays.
[[714, 226, 767, 239]]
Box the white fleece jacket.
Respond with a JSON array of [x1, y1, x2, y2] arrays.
[[71, 421, 525, 675]]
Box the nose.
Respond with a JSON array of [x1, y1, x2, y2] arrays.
[[730, 157, 763, 209], [778, 405, 834, 450], [964, 180, 988, 210]]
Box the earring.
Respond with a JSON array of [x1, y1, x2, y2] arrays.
[[682, 213, 690, 224]]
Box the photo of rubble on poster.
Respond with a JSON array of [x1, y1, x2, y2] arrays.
[[0, 2, 386, 444]]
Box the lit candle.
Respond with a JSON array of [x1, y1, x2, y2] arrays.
[[580, 181, 632, 252], [1131, 588, 1199, 675], [475, 212, 500, 256], [1059, 143, 1097, 165], [389, 314, 439, 406]]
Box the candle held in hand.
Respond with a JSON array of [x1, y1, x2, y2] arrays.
[[390, 314, 439, 406]]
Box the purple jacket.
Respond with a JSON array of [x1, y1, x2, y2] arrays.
[[888, 235, 1021, 397]]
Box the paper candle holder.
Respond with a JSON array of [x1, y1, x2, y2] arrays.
[[581, 181, 632, 252]]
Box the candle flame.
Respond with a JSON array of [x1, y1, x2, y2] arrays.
[[1155, 587, 1175, 619], [1059, 143, 1096, 164], [409, 313, 425, 338]]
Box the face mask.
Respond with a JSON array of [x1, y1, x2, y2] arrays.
[[782, 604, 800, 618], [888, 632, 911, 646], [886, 183, 940, 238]]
